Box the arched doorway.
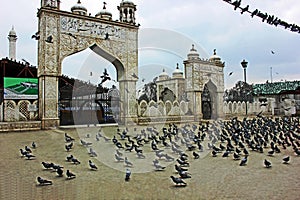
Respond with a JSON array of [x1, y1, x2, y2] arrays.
[[37, 2, 139, 128], [202, 85, 212, 119]]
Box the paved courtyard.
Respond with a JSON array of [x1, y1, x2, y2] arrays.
[[0, 120, 299, 200]]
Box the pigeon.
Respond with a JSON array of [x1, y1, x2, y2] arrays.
[[25, 146, 32, 153], [124, 157, 133, 167], [212, 150, 217, 157], [89, 160, 98, 170], [32, 142, 36, 149], [243, 148, 249, 156], [66, 155, 73, 162], [264, 159, 272, 168], [136, 152, 146, 159], [178, 170, 191, 179], [282, 156, 290, 164], [100, 69, 111, 85], [115, 154, 124, 162], [45, 35, 53, 43], [170, 176, 187, 186], [41, 162, 53, 169], [125, 169, 131, 181], [177, 159, 189, 167], [52, 163, 63, 171], [65, 142, 73, 151], [20, 149, 28, 157], [131, 73, 139, 79], [239, 156, 248, 166], [268, 149, 275, 156], [228, 72, 233, 76], [25, 153, 36, 160], [31, 32, 40, 40], [116, 149, 123, 157], [71, 157, 80, 165], [193, 151, 200, 159], [222, 151, 229, 158], [65, 133, 75, 142], [37, 177, 52, 185], [154, 163, 166, 171], [56, 167, 64, 177], [80, 140, 92, 146], [66, 170, 76, 179], [233, 152, 240, 160], [89, 148, 97, 157]]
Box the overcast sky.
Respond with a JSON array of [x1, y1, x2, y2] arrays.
[[0, 0, 299, 89]]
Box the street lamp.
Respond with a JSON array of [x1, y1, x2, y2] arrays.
[[241, 59, 248, 115]]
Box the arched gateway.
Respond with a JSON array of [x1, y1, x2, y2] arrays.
[[38, 1, 139, 128]]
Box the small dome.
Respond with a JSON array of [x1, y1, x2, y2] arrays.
[[8, 26, 17, 37], [71, 0, 87, 15], [209, 49, 221, 61], [159, 69, 169, 81], [187, 44, 200, 60], [95, 2, 112, 20], [172, 63, 183, 78], [121, 0, 135, 5]]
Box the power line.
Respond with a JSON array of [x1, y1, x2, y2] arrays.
[[222, 0, 300, 34]]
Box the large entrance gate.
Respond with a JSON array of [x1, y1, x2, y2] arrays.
[[37, 1, 139, 128]]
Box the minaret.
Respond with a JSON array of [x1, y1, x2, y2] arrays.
[[117, 0, 137, 24], [8, 26, 17, 60]]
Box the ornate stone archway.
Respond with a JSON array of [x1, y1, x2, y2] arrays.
[[184, 46, 225, 120], [37, 1, 139, 128]]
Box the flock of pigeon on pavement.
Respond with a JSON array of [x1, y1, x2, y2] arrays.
[[19, 115, 300, 187]]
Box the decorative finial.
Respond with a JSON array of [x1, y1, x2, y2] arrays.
[[77, 0, 81, 4], [103, 2, 106, 9], [176, 63, 179, 69], [192, 44, 195, 50], [213, 49, 216, 55], [163, 69, 165, 72]]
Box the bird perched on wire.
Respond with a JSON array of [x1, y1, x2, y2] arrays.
[[89, 160, 98, 170], [125, 169, 131, 181], [37, 177, 52, 185], [240, 5, 249, 14]]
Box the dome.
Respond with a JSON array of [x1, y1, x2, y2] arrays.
[[8, 26, 17, 37], [120, 0, 135, 6], [172, 63, 183, 79], [71, 0, 87, 15], [187, 44, 200, 60], [95, 2, 112, 20], [159, 69, 169, 81], [209, 49, 221, 62]]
